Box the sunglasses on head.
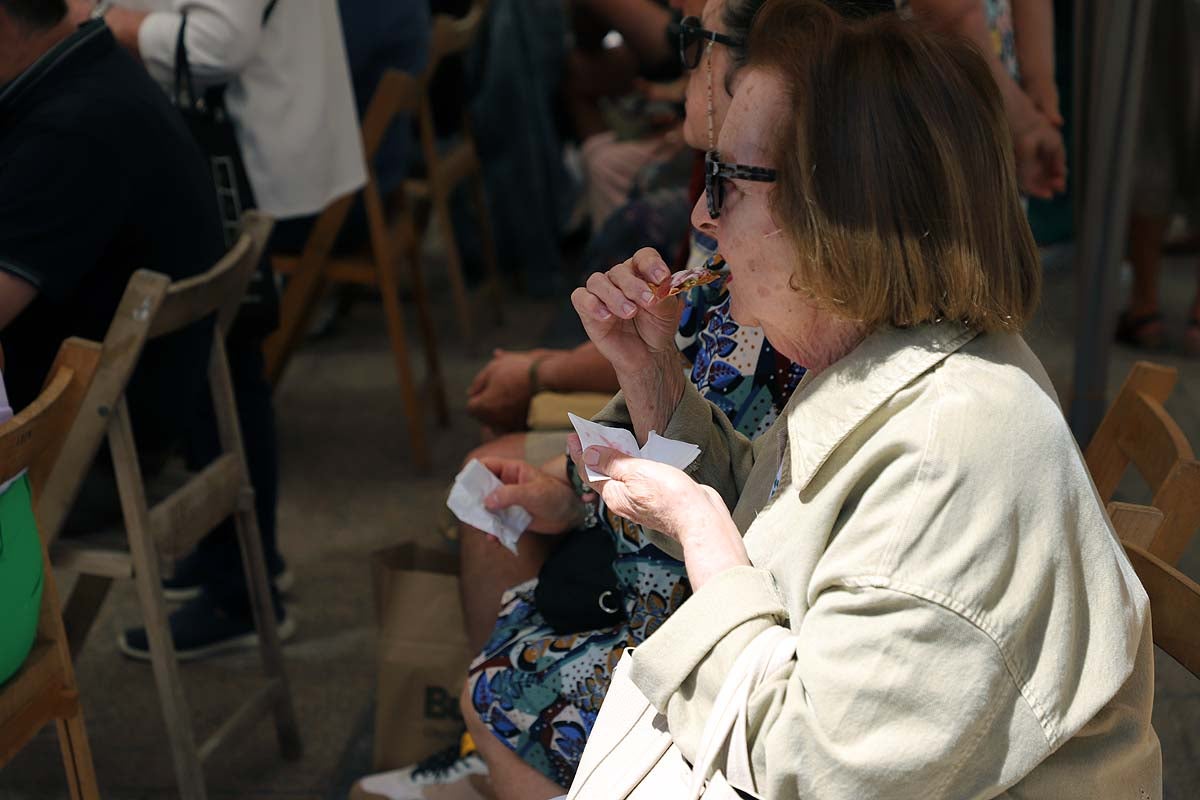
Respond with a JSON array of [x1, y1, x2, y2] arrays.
[[676, 15, 743, 70], [704, 150, 777, 219]]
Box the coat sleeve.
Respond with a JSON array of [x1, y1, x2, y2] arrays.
[[629, 566, 1050, 800], [136, 0, 272, 89]]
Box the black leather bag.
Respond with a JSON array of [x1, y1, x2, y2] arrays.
[[172, 2, 279, 342], [534, 524, 626, 634]]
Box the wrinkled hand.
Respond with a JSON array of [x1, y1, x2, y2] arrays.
[[571, 248, 684, 374], [566, 436, 726, 544], [465, 349, 548, 432], [568, 438, 747, 587], [1013, 116, 1067, 200], [479, 457, 589, 535]]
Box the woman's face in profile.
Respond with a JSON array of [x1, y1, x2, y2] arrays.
[[691, 69, 798, 334]]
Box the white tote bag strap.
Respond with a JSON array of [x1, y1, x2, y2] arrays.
[[569, 650, 676, 799], [686, 626, 797, 799]]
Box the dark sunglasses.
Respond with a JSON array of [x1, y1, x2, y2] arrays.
[[676, 15, 743, 70], [704, 150, 777, 219]]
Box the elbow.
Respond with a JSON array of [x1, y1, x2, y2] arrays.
[[207, 34, 259, 76], [183, 18, 262, 81]]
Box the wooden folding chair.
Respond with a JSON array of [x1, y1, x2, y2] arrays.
[[1, 338, 102, 800], [39, 212, 302, 800], [265, 70, 446, 473], [1084, 361, 1200, 565], [1109, 503, 1200, 680], [404, 0, 504, 344], [1123, 541, 1200, 679]]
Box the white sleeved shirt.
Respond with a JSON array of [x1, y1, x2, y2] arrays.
[[128, 0, 366, 219]]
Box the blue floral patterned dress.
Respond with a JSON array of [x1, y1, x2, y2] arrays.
[[466, 233, 806, 786]]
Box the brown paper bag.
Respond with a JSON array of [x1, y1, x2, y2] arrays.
[[371, 543, 473, 770]]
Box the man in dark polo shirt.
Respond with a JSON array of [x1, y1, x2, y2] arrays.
[[0, 0, 221, 459]]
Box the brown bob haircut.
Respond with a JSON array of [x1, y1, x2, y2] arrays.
[[746, 0, 1041, 332]]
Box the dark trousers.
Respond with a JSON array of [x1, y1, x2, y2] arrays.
[[185, 337, 282, 617]]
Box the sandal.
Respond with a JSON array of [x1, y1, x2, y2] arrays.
[[1185, 316, 1200, 357], [1115, 310, 1166, 350]]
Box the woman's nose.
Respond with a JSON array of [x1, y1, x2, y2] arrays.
[[691, 194, 718, 236]]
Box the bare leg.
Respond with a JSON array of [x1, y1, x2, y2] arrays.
[[1128, 213, 1169, 318], [462, 684, 566, 800], [459, 434, 557, 653]]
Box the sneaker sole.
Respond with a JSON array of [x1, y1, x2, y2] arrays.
[[163, 569, 295, 603], [117, 615, 297, 662]]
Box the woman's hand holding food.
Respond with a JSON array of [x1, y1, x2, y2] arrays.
[[568, 436, 748, 589], [479, 457, 592, 535], [571, 248, 689, 441]]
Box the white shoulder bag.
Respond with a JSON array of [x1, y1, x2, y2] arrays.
[[567, 625, 796, 800]]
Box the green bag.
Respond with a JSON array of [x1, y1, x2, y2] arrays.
[[0, 474, 43, 686]]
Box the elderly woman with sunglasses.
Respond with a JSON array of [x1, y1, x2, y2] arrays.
[[568, 1, 1161, 798]]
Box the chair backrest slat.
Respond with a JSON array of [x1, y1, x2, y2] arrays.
[[37, 214, 272, 543], [1106, 501, 1164, 550], [361, 70, 421, 162], [0, 340, 100, 491], [1085, 361, 1200, 565], [1085, 361, 1186, 499], [1122, 541, 1200, 679], [148, 212, 273, 339], [427, 0, 489, 68]]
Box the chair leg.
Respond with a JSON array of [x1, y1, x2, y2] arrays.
[[56, 712, 100, 800], [232, 490, 303, 761], [109, 404, 207, 800], [432, 193, 475, 344], [468, 170, 504, 326], [376, 262, 434, 473], [400, 235, 449, 427], [127, 530, 208, 800], [264, 194, 355, 386]]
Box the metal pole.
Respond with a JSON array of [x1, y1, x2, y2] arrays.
[[1067, 0, 1155, 443]]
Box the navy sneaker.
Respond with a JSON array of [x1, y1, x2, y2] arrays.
[[118, 593, 295, 662], [162, 550, 293, 602]]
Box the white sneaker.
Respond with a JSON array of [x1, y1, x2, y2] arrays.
[[349, 748, 490, 800]]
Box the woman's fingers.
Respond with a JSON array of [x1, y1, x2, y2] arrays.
[[477, 456, 532, 485], [630, 248, 671, 285], [586, 270, 639, 319], [582, 445, 639, 482], [571, 286, 613, 322], [610, 249, 670, 309]]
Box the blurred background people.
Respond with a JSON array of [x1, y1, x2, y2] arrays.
[[92, 0, 367, 659], [1118, 0, 1200, 355], [902, 0, 1066, 200], [0, 0, 220, 512]]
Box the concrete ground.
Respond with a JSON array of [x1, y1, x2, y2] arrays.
[[2, 252, 1199, 799]]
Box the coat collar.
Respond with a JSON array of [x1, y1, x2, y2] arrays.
[[782, 323, 980, 491]]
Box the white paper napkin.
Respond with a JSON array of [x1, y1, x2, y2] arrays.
[[446, 459, 532, 554], [567, 413, 702, 483]]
